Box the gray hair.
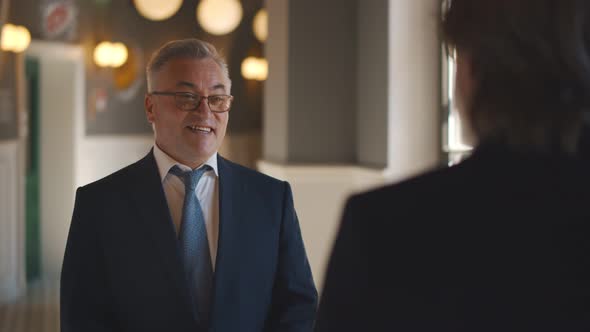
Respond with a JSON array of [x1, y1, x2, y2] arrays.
[[146, 38, 230, 92]]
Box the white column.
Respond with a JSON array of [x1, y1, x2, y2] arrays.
[[386, 0, 441, 181], [0, 141, 25, 303]]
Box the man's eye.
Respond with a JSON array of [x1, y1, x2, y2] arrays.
[[209, 96, 224, 104], [178, 94, 197, 102]]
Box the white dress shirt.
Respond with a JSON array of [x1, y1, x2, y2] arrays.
[[153, 144, 219, 270]]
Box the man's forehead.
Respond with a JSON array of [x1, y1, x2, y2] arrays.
[[164, 56, 221, 71], [154, 58, 230, 90], [175, 80, 228, 91]]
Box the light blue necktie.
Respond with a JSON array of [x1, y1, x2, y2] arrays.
[[169, 165, 213, 326]]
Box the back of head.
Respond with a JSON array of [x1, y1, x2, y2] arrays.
[[146, 38, 230, 92], [442, 0, 590, 154]]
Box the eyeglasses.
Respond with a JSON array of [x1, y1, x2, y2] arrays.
[[149, 91, 234, 113]]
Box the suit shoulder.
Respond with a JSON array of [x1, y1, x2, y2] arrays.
[[78, 158, 145, 195], [340, 163, 476, 245], [221, 157, 286, 187], [347, 162, 470, 210]]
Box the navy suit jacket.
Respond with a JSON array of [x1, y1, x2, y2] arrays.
[[61, 151, 318, 332]]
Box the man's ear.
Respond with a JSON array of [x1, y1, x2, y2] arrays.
[[145, 94, 155, 123]]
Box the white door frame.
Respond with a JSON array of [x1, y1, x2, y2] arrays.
[[25, 41, 85, 282]]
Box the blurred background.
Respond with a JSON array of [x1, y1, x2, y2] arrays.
[[0, 0, 471, 330]]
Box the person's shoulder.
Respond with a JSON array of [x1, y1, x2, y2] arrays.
[[78, 153, 151, 195], [346, 160, 472, 212], [219, 156, 286, 187], [339, 162, 477, 249]]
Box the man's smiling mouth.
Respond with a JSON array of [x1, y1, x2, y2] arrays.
[[187, 125, 213, 133]]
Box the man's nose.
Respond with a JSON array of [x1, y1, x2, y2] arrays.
[[194, 96, 211, 114]]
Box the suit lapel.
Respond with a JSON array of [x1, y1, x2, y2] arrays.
[[125, 150, 199, 326], [210, 156, 244, 327]]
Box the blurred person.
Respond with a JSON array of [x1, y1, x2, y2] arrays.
[[61, 39, 317, 332], [315, 0, 590, 331]]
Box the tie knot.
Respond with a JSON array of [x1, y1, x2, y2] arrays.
[[169, 165, 212, 190]]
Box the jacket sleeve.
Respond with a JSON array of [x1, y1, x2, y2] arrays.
[[60, 187, 114, 332], [265, 182, 319, 332], [314, 195, 370, 332]]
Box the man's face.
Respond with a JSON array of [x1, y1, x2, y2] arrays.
[[146, 57, 230, 167]]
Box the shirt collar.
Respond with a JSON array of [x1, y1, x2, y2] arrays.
[[153, 143, 219, 183]]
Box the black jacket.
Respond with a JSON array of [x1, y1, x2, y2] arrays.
[[317, 138, 590, 331]]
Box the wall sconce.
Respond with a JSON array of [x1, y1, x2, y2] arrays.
[[94, 41, 128, 68], [253, 9, 267, 42], [1, 24, 31, 53], [133, 0, 183, 21], [241, 56, 267, 81], [197, 0, 243, 35]]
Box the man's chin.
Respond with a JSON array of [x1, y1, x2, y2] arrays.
[[186, 146, 216, 162]]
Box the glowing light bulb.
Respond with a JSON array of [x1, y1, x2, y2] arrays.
[[253, 9, 267, 42], [197, 0, 243, 35], [1, 24, 31, 53], [94, 41, 129, 68], [241, 57, 268, 81], [133, 0, 183, 21]]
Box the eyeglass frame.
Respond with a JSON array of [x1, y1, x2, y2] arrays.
[[148, 91, 234, 113]]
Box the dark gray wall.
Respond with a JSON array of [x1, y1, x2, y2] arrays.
[[263, 0, 289, 163], [264, 0, 389, 166], [357, 0, 388, 168], [10, 0, 264, 136], [287, 0, 358, 164]]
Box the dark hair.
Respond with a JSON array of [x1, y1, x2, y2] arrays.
[[442, 0, 590, 153], [146, 38, 230, 92]]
